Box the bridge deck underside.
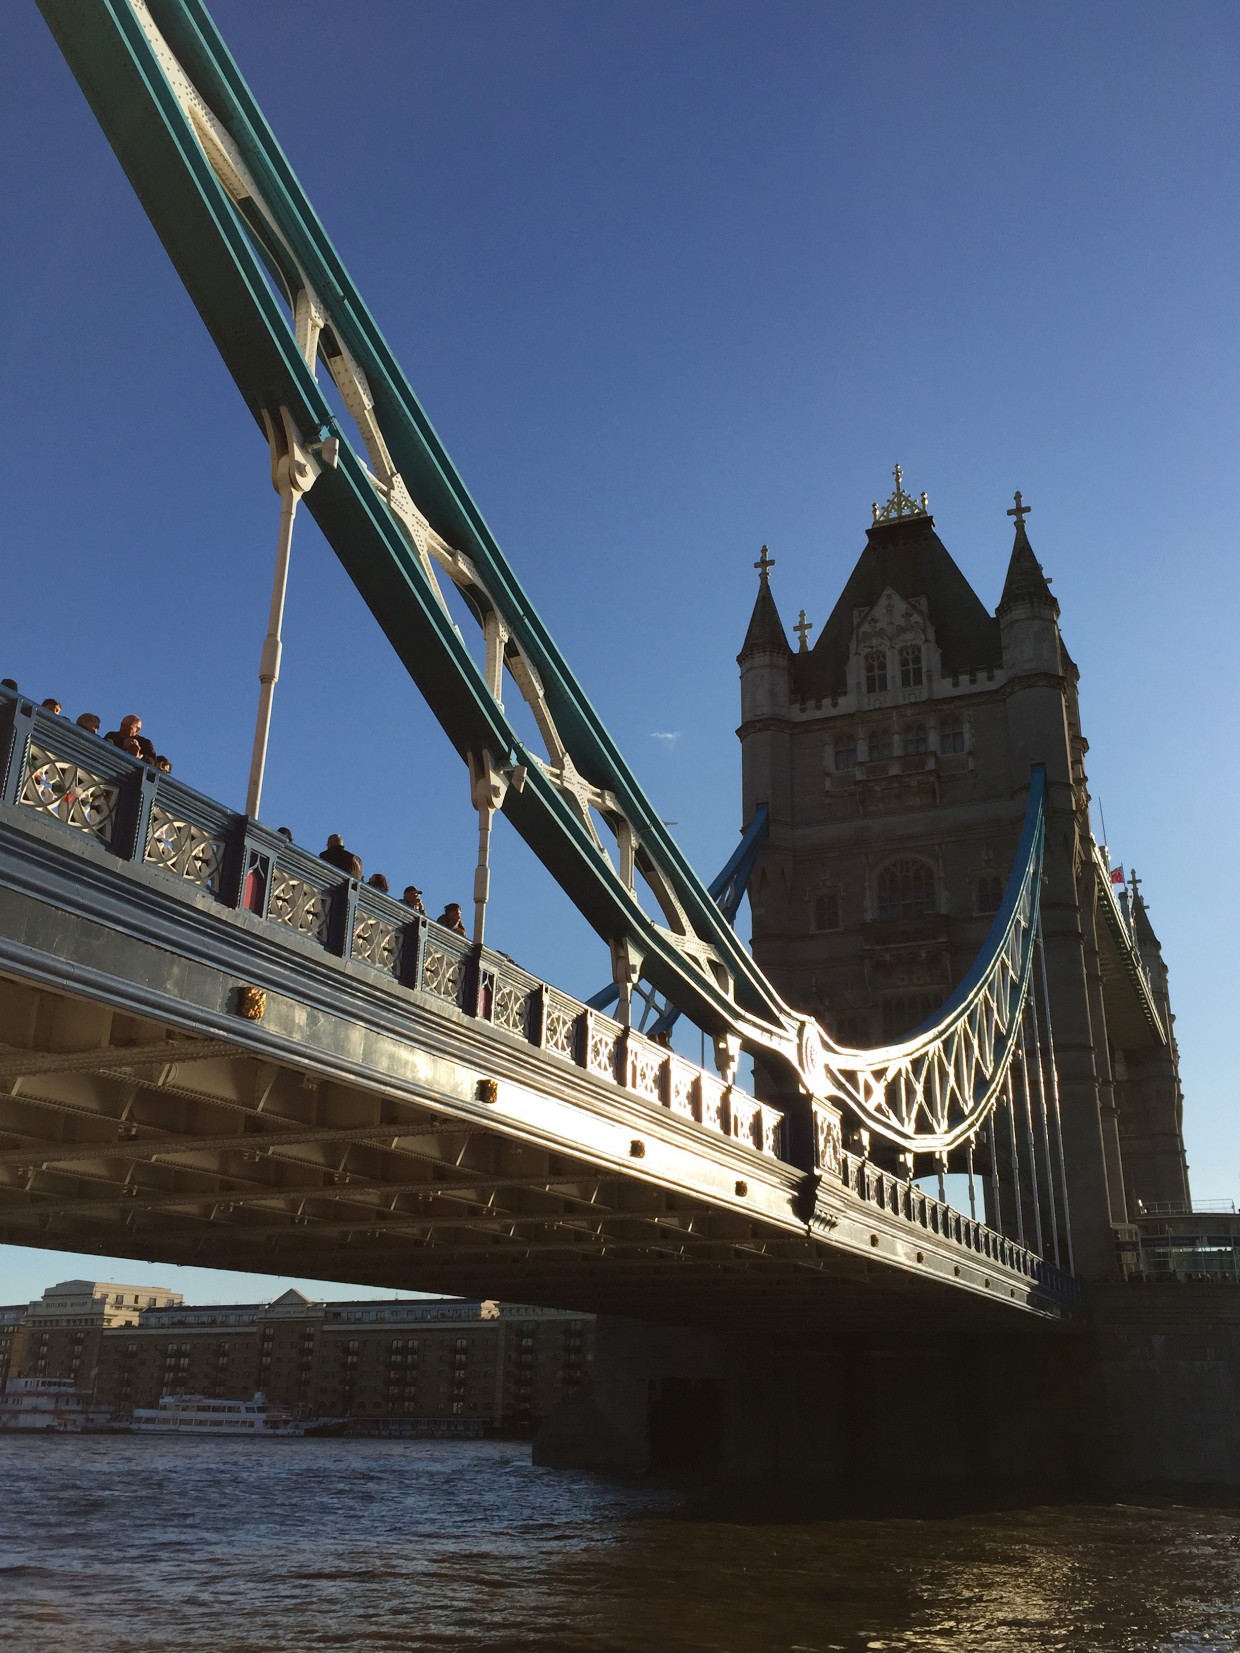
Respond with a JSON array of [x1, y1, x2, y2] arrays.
[[0, 1012, 1020, 1341], [0, 800, 1071, 1335]]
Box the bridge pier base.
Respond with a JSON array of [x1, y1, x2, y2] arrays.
[[534, 1316, 1095, 1497]]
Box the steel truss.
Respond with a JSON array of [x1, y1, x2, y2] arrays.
[[37, 0, 1051, 1167]]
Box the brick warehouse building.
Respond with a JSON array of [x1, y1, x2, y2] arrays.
[[1, 1280, 593, 1429]]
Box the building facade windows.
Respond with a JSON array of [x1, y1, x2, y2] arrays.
[[813, 892, 842, 932], [875, 858, 937, 922], [903, 723, 928, 756], [898, 643, 923, 688], [833, 737, 857, 772], [868, 730, 893, 762], [863, 648, 888, 695], [976, 874, 1003, 914], [940, 720, 965, 754]]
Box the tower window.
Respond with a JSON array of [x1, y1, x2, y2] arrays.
[[976, 874, 1003, 915], [863, 649, 888, 695], [898, 644, 924, 688], [882, 994, 939, 1041], [813, 892, 841, 932], [875, 858, 937, 922], [903, 723, 928, 756], [940, 720, 965, 754], [867, 730, 893, 762], [833, 737, 857, 772]]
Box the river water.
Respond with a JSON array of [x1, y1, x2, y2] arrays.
[[2, 1437, 1239, 1652]]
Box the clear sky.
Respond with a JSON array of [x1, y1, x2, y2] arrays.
[[1, 0, 1237, 1308]]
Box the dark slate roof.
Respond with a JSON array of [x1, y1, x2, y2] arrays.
[[793, 515, 1002, 700], [1133, 893, 1162, 952], [997, 520, 1059, 618], [738, 576, 791, 661]]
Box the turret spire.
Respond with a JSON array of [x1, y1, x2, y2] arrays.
[[998, 488, 1058, 618]]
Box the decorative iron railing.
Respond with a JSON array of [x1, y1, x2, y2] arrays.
[[0, 692, 1080, 1306]]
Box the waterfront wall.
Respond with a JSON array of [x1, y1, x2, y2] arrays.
[[1090, 1282, 1240, 1484], [534, 1314, 1093, 1492]]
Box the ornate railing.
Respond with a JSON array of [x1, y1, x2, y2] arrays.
[[0, 694, 787, 1166], [0, 692, 1078, 1305]]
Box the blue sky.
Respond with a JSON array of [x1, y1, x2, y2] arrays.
[[1, 0, 1237, 1307]]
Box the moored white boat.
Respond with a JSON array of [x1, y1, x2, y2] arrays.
[[0, 1376, 91, 1431], [130, 1391, 299, 1435]]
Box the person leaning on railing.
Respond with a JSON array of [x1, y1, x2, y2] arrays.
[[105, 714, 156, 763]]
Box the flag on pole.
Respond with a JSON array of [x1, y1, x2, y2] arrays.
[[1110, 865, 1125, 885]]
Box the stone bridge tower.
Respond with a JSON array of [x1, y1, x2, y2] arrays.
[[737, 472, 1189, 1273]]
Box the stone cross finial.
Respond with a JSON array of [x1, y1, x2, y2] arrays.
[[1128, 868, 1143, 904], [754, 545, 775, 581], [794, 610, 814, 652], [1007, 490, 1031, 526]]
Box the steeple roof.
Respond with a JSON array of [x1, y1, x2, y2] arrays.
[[794, 513, 1001, 699], [738, 549, 791, 661], [998, 515, 1059, 619]]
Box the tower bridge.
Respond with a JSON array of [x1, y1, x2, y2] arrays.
[[7, 0, 1222, 1486]]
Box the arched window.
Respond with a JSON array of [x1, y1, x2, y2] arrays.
[[813, 891, 841, 931], [833, 735, 857, 771], [868, 729, 893, 761], [903, 722, 928, 756], [940, 719, 965, 754], [876, 858, 936, 922], [881, 993, 940, 1041], [898, 643, 924, 688], [863, 648, 888, 695], [976, 874, 1003, 914]]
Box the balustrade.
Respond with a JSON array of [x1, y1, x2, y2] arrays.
[[0, 690, 1079, 1301]]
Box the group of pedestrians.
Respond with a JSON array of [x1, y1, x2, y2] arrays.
[[1, 680, 172, 773], [0, 678, 470, 937], [315, 831, 467, 934]]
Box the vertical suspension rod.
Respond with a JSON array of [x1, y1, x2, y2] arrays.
[[1025, 968, 1062, 1267], [1037, 918, 1075, 1275], [1005, 1063, 1027, 1247], [1017, 1011, 1046, 1256]]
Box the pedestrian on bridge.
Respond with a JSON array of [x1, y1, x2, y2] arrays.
[[436, 902, 467, 936], [320, 834, 362, 879], [105, 715, 155, 763], [402, 886, 426, 914]]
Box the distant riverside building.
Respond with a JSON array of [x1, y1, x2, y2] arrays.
[[18, 1279, 183, 1394], [0, 1281, 593, 1429]]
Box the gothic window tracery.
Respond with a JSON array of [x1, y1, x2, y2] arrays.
[[882, 993, 939, 1041], [813, 891, 842, 931], [833, 736, 857, 771], [940, 719, 966, 754], [976, 874, 1003, 915], [875, 857, 937, 922], [903, 722, 928, 756], [868, 730, 893, 762], [898, 643, 924, 688], [863, 648, 888, 695]]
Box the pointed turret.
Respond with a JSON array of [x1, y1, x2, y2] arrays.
[[997, 491, 1062, 679], [737, 545, 792, 829], [998, 493, 1059, 619], [738, 546, 792, 661]]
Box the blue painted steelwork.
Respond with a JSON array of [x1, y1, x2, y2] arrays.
[[586, 805, 769, 1022], [31, 1, 1050, 1164]]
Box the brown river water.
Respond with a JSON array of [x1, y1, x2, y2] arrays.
[[2, 1437, 1238, 1652]]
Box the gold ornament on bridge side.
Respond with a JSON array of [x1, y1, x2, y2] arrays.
[[236, 984, 266, 1021]]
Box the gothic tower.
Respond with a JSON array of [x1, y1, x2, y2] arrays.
[[737, 471, 1189, 1273]]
